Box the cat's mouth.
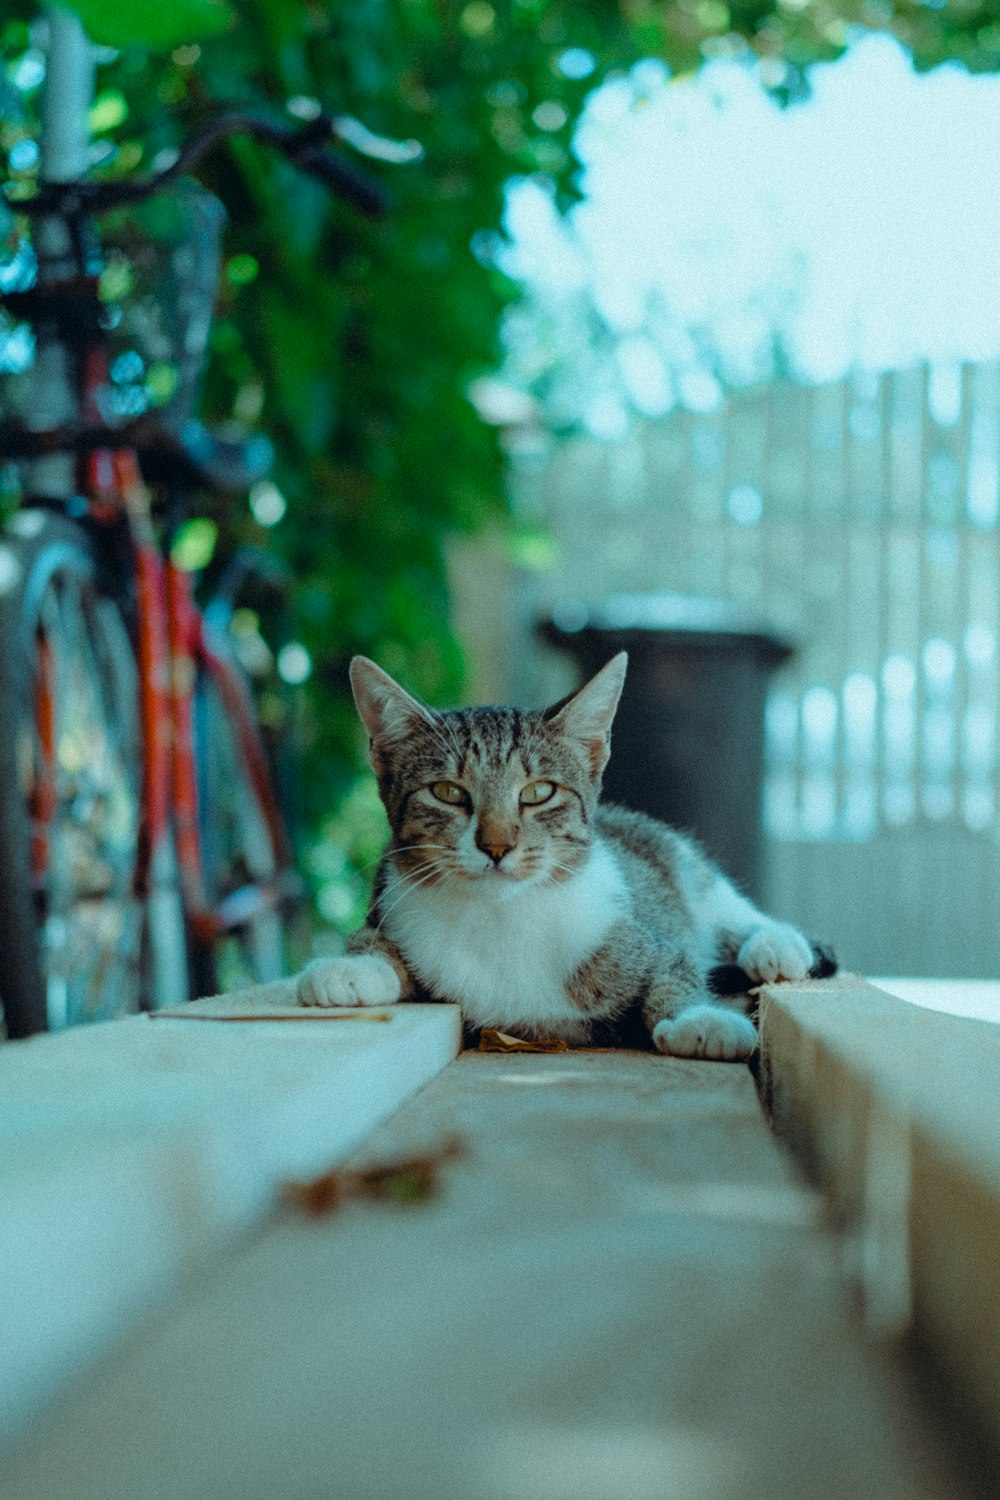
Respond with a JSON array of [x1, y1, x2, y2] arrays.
[[458, 858, 529, 884]]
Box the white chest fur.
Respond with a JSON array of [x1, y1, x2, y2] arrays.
[[382, 839, 631, 1030]]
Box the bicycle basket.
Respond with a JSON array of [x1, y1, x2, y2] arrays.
[[0, 200, 39, 431], [101, 179, 226, 429]]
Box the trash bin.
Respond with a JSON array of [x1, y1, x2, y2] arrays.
[[540, 594, 794, 902]]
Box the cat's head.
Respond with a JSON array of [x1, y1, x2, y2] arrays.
[[349, 653, 628, 892]]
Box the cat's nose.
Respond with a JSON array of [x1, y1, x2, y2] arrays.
[[477, 838, 515, 865]]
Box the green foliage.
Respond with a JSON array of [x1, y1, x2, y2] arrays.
[[63, 0, 233, 49], [2, 0, 997, 936]]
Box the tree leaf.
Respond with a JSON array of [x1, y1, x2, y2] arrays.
[[63, 0, 233, 49]]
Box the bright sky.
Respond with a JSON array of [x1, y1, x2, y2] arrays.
[[502, 34, 1000, 435]]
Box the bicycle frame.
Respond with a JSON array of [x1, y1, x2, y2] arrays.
[[23, 418, 296, 981], [164, 540, 294, 943], [6, 10, 392, 1021], [17, 11, 297, 1008], [104, 415, 294, 937]]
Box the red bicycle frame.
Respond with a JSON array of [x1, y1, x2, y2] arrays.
[[65, 439, 293, 962], [29, 633, 57, 884], [24, 316, 294, 1002], [10, 45, 388, 1025], [163, 541, 293, 943]]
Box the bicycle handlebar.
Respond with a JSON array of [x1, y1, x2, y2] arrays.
[[8, 109, 392, 220]]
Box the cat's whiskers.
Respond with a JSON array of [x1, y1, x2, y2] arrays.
[[384, 855, 445, 888], [376, 879, 437, 933], [391, 844, 456, 879], [376, 859, 454, 930], [356, 842, 449, 874], [538, 852, 588, 892], [376, 866, 465, 933]]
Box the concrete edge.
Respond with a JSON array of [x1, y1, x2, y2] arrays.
[[758, 976, 1000, 1460], [0, 995, 462, 1448]]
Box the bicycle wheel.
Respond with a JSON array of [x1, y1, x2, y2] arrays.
[[0, 510, 145, 1036], [192, 647, 288, 993]]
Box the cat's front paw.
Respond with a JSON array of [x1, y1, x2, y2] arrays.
[[297, 955, 402, 1008], [652, 1005, 756, 1062], [737, 923, 813, 985]]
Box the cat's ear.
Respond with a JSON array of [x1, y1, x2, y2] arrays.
[[349, 656, 428, 758], [545, 651, 628, 776]]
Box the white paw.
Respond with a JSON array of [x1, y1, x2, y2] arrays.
[[737, 923, 813, 985], [652, 1005, 757, 1062], [297, 955, 402, 1009]]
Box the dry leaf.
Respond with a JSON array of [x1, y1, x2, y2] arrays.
[[284, 1172, 345, 1216], [283, 1137, 463, 1217], [478, 1028, 569, 1053]]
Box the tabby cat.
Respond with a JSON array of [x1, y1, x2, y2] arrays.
[[297, 653, 828, 1061]]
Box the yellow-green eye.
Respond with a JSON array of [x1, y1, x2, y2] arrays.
[[430, 781, 467, 805], [521, 780, 556, 806]]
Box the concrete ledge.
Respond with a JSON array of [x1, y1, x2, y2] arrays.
[[758, 976, 1000, 1459], [0, 986, 460, 1447]]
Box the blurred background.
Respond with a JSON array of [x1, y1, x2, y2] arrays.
[[3, 0, 1000, 979]]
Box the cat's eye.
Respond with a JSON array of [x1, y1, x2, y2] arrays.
[[520, 780, 556, 806], [430, 780, 468, 806]]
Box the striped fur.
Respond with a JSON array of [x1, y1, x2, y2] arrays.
[[297, 654, 817, 1061]]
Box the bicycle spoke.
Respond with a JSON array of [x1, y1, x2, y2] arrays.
[[197, 666, 286, 990], [30, 570, 143, 1026]]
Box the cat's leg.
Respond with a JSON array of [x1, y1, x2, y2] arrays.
[[646, 979, 758, 1063], [568, 921, 756, 1062], [698, 873, 814, 985], [297, 926, 413, 1008], [636, 938, 758, 1061], [567, 921, 691, 1025]]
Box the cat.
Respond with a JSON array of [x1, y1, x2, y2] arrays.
[[296, 652, 832, 1062]]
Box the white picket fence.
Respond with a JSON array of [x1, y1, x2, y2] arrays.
[[508, 360, 1000, 978]]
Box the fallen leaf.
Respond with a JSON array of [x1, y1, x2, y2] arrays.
[[283, 1172, 344, 1216], [478, 1028, 569, 1053], [283, 1137, 463, 1217]]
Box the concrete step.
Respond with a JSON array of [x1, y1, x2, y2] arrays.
[[759, 976, 1000, 1469], [1, 1047, 984, 1500], [0, 985, 460, 1446]]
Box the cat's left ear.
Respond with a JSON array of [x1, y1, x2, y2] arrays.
[[546, 651, 628, 776], [350, 656, 429, 762]]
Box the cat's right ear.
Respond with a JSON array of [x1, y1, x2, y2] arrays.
[[349, 657, 427, 763]]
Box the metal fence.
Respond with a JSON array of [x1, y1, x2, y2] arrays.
[[509, 360, 1000, 977]]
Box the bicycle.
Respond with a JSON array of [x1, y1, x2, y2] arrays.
[[0, 9, 392, 1037]]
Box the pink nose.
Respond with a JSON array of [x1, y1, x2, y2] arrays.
[[477, 840, 514, 865]]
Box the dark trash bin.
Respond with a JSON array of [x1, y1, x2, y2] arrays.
[[541, 594, 794, 902]]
